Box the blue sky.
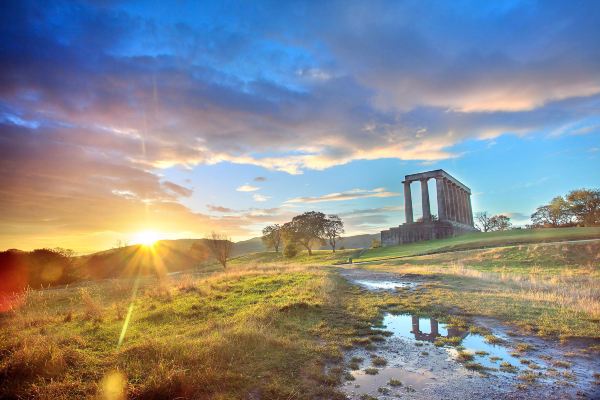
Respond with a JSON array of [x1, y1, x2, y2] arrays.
[[0, 0, 598, 252]]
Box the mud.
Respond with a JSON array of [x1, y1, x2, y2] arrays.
[[339, 268, 600, 399]]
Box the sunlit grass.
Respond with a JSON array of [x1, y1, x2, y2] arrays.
[[0, 263, 390, 399]]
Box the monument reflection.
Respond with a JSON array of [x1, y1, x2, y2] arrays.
[[410, 315, 468, 343]]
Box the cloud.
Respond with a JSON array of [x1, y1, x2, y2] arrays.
[[236, 184, 260, 192], [253, 193, 270, 202], [253, 176, 267, 182], [1, 0, 599, 250], [162, 181, 193, 197], [285, 188, 399, 204], [501, 212, 530, 221], [206, 205, 236, 213]]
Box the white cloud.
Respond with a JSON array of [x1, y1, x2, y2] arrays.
[[285, 188, 399, 204], [236, 184, 260, 192], [253, 193, 270, 202]]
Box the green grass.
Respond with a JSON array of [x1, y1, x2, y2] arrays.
[[357, 227, 600, 262], [0, 264, 394, 399], [230, 248, 358, 266], [2, 227, 599, 398]]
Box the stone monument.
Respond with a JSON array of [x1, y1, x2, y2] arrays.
[[381, 169, 477, 246]]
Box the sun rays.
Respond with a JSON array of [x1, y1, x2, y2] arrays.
[[133, 230, 159, 247]]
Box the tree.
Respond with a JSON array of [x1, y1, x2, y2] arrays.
[[205, 232, 233, 268], [282, 211, 327, 255], [489, 215, 512, 231], [324, 215, 344, 252], [566, 189, 600, 226], [475, 212, 494, 232], [371, 239, 381, 249], [531, 196, 572, 227], [262, 224, 283, 252]]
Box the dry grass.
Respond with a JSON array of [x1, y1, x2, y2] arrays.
[[0, 262, 387, 399]]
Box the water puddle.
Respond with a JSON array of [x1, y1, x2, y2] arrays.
[[348, 367, 433, 397], [342, 312, 600, 399], [383, 314, 526, 372], [353, 279, 417, 290]]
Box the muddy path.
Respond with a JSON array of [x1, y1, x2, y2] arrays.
[[337, 268, 600, 399]]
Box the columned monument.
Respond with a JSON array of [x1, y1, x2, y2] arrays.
[[381, 169, 477, 246]]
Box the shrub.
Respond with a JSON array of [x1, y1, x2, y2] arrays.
[[283, 243, 299, 258]]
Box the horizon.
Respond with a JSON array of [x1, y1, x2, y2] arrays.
[[1, 0, 599, 253]]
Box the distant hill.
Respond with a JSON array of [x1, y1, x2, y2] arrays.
[[75, 233, 380, 278], [0, 233, 380, 285]]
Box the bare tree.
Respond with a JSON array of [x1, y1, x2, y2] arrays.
[[475, 211, 494, 232], [205, 232, 233, 268], [324, 215, 344, 252], [262, 224, 283, 252]]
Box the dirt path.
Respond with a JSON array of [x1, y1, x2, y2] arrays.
[[338, 268, 600, 400]]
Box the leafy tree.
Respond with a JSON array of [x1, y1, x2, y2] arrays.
[[371, 239, 381, 248], [262, 224, 283, 252], [205, 232, 233, 268], [566, 189, 600, 226], [282, 211, 327, 255], [324, 215, 344, 252], [489, 215, 512, 231], [531, 196, 573, 227]]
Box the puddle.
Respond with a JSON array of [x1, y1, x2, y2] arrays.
[[343, 312, 600, 399], [340, 268, 600, 399], [353, 279, 417, 290], [383, 314, 525, 372], [347, 367, 433, 397]]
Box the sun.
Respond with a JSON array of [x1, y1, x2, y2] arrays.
[[133, 230, 159, 247]]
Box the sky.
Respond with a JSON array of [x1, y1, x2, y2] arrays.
[[0, 0, 599, 253]]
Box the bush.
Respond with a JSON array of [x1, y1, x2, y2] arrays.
[[283, 243, 298, 258], [371, 239, 381, 249]]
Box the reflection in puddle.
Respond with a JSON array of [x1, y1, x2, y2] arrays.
[[349, 367, 433, 396], [353, 279, 417, 290], [384, 314, 524, 371]]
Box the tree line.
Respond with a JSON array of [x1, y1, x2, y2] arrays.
[[529, 188, 599, 228], [262, 211, 344, 257]]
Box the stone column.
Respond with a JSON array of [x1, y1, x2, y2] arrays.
[[462, 190, 469, 225], [404, 181, 413, 224], [467, 193, 474, 226], [445, 181, 454, 222], [435, 177, 447, 221], [420, 178, 431, 221], [460, 189, 468, 224], [451, 183, 459, 223], [456, 189, 464, 224], [454, 186, 464, 224]]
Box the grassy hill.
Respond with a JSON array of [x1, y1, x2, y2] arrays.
[[1, 227, 599, 399], [355, 227, 600, 262]]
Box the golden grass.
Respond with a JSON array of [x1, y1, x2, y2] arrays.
[[0, 262, 389, 399]]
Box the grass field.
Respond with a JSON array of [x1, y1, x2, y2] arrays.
[[356, 227, 600, 262], [1, 228, 599, 398], [0, 263, 397, 399]]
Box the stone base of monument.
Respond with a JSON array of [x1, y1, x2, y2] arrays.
[[381, 220, 478, 246]]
